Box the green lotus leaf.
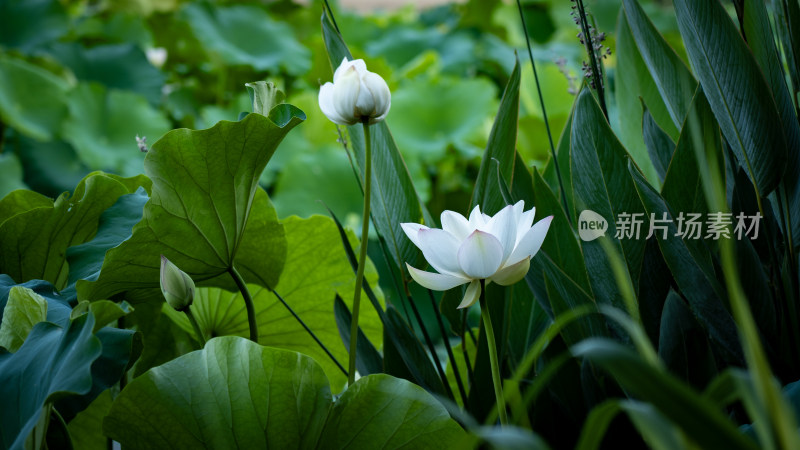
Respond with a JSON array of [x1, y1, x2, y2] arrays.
[[163, 215, 383, 388], [104, 338, 466, 449], [104, 337, 332, 449], [78, 107, 304, 301], [181, 3, 310, 75], [319, 374, 468, 449], [0, 172, 150, 291]]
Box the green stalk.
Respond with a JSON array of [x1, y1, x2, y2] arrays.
[[575, 0, 608, 118], [184, 307, 206, 347], [228, 266, 258, 343], [480, 279, 508, 425], [349, 120, 373, 385]]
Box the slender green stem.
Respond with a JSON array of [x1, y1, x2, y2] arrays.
[[480, 279, 508, 425], [349, 120, 373, 385], [184, 307, 206, 347], [275, 290, 347, 376], [575, 0, 608, 118], [228, 266, 258, 343]]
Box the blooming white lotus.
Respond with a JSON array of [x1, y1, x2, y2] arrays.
[[318, 57, 391, 125], [402, 201, 552, 309]]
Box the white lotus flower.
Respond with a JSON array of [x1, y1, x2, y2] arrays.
[[318, 57, 391, 125], [402, 201, 552, 309]]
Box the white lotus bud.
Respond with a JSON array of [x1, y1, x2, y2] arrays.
[[318, 58, 391, 125]]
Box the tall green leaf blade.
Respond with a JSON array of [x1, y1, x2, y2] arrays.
[[673, 0, 787, 196], [542, 104, 575, 223], [471, 57, 521, 214], [573, 338, 758, 450], [531, 169, 592, 294], [570, 89, 647, 310], [615, 10, 675, 185], [628, 161, 742, 363], [320, 12, 430, 272], [104, 337, 333, 450], [79, 109, 303, 300], [622, 0, 697, 131], [658, 290, 718, 389], [741, 0, 800, 245], [576, 399, 688, 450], [642, 108, 675, 184], [319, 374, 466, 448]]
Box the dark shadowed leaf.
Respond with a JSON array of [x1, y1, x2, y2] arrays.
[[570, 89, 646, 311], [573, 338, 758, 450], [673, 0, 787, 196]]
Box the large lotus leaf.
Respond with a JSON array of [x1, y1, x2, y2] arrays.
[[163, 215, 383, 388], [0, 0, 69, 52], [319, 374, 467, 449], [78, 107, 304, 301], [0, 56, 71, 141], [181, 3, 310, 75], [389, 76, 496, 162], [0, 172, 150, 291], [673, 0, 787, 196], [104, 337, 333, 449], [0, 314, 100, 450], [0, 190, 52, 226], [270, 145, 363, 219], [61, 82, 171, 176], [66, 390, 113, 450], [0, 286, 47, 352], [49, 43, 165, 104]]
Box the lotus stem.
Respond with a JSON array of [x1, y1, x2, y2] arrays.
[[184, 307, 207, 347], [228, 266, 258, 343], [349, 119, 373, 385], [480, 279, 508, 425]]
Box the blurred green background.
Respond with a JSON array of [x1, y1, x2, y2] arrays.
[[0, 0, 684, 333], [0, 0, 684, 219]]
